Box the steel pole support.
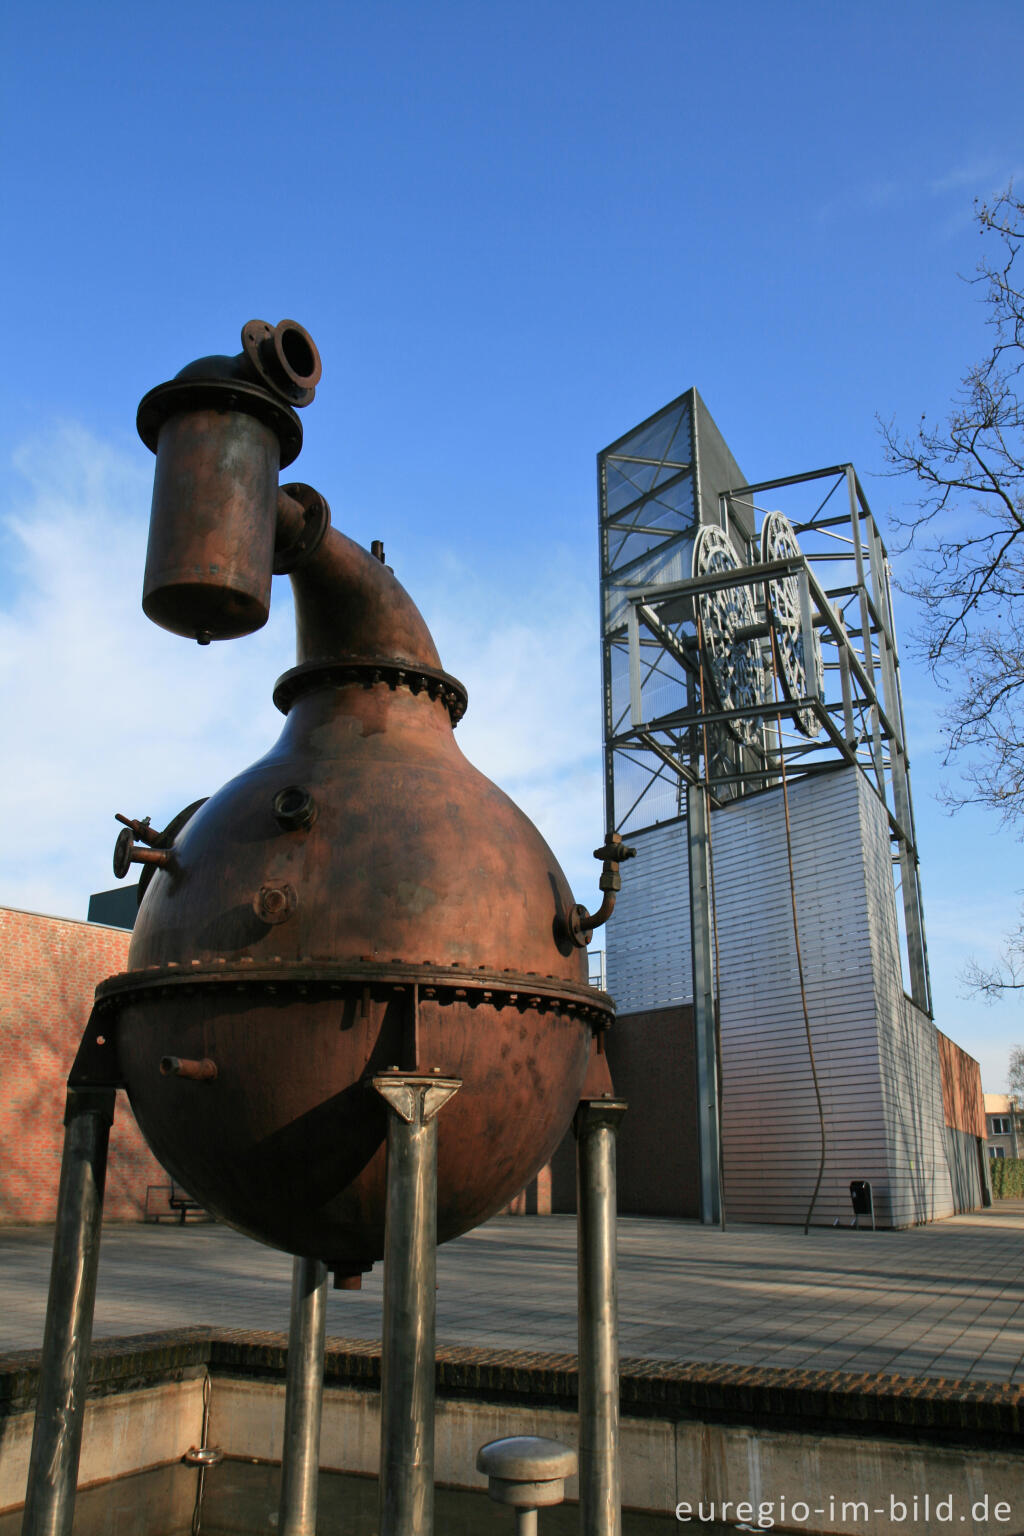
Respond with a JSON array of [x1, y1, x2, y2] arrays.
[[278, 1256, 329, 1536], [22, 1086, 116, 1536], [687, 781, 722, 1225], [574, 1095, 627, 1536], [373, 1073, 461, 1536]]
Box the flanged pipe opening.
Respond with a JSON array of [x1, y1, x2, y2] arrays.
[[276, 323, 320, 387], [241, 318, 321, 404], [273, 785, 317, 831]]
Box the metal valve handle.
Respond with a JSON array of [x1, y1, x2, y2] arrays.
[[564, 831, 637, 950]]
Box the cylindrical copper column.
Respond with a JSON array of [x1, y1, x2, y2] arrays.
[[373, 1074, 461, 1536], [575, 1095, 627, 1536], [278, 1256, 328, 1536], [143, 409, 281, 642], [22, 1087, 116, 1536]]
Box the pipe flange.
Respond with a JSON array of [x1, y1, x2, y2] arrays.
[[272, 657, 469, 723], [95, 958, 616, 1027], [137, 376, 304, 467], [273, 785, 317, 831], [565, 903, 594, 949], [254, 883, 297, 924], [241, 319, 321, 407], [113, 828, 134, 881], [273, 483, 331, 575]]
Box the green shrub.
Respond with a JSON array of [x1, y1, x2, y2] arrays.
[[989, 1157, 1024, 1197]]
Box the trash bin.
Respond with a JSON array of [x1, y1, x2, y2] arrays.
[[849, 1180, 875, 1230]]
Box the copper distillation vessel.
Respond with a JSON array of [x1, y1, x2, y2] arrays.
[[20, 321, 633, 1536]]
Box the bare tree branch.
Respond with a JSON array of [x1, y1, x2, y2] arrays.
[[1008, 1045, 1024, 1104], [884, 187, 1024, 1001], [882, 184, 1024, 827]]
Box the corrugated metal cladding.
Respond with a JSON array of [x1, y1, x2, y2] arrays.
[[606, 766, 958, 1228], [945, 1127, 985, 1213]]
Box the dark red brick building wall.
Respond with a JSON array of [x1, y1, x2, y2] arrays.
[[0, 906, 170, 1222]]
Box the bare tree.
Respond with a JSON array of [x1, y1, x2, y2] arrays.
[[882, 185, 1024, 823], [1007, 1044, 1024, 1104], [961, 919, 1024, 998]]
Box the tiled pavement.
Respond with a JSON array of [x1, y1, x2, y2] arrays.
[[3, 1202, 1024, 1382]]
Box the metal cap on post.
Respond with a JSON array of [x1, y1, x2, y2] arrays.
[[574, 1089, 627, 1536], [373, 1072, 461, 1536], [477, 1436, 578, 1535]]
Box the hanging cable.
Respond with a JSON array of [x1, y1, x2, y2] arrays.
[[766, 614, 827, 1235], [695, 611, 727, 1231]]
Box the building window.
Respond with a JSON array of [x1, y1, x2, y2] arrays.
[[990, 1146, 1006, 1158], [991, 1117, 1012, 1135]]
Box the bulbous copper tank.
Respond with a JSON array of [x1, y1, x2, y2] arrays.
[[98, 322, 612, 1278]]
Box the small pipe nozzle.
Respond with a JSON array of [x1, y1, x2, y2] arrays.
[[160, 1056, 218, 1081]]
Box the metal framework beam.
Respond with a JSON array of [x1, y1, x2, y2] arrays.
[[599, 423, 933, 1015]]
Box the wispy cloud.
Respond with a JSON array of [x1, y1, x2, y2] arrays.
[[815, 158, 1024, 235], [0, 427, 604, 922], [929, 160, 1003, 197]]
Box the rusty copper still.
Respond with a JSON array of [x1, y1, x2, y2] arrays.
[[92, 321, 623, 1283]]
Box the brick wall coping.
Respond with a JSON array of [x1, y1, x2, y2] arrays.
[[0, 904, 122, 932], [1, 1329, 1021, 1448]]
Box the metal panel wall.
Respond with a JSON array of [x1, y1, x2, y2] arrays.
[[944, 1126, 984, 1214], [713, 770, 890, 1226], [605, 817, 693, 1014], [606, 767, 957, 1227], [857, 773, 955, 1226]]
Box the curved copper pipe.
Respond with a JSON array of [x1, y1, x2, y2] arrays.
[[564, 833, 637, 948], [578, 890, 617, 933], [284, 523, 443, 674]]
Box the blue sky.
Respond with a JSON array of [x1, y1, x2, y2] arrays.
[[2, 1, 1022, 1088]]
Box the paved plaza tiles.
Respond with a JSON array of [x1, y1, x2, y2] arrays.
[[3, 1203, 1024, 1383]]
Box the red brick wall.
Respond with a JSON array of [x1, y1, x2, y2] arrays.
[[936, 1026, 986, 1139], [0, 906, 172, 1222]]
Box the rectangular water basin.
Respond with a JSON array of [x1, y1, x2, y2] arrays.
[[2, 1329, 1023, 1535]]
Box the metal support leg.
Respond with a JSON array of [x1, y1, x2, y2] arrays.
[[687, 782, 722, 1226], [575, 1096, 627, 1536], [278, 1256, 328, 1536], [373, 1073, 461, 1536], [22, 1086, 116, 1536]]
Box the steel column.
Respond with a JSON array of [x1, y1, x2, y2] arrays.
[[846, 468, 886, 788], [373, 1073, 461, 1536], [575, 1095, 627, 1536], [865, 515, 933, 1016], [278, 1256, 328, 1536], [687, 781, 722, 1225], [22, 1087, 116, 1536]]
